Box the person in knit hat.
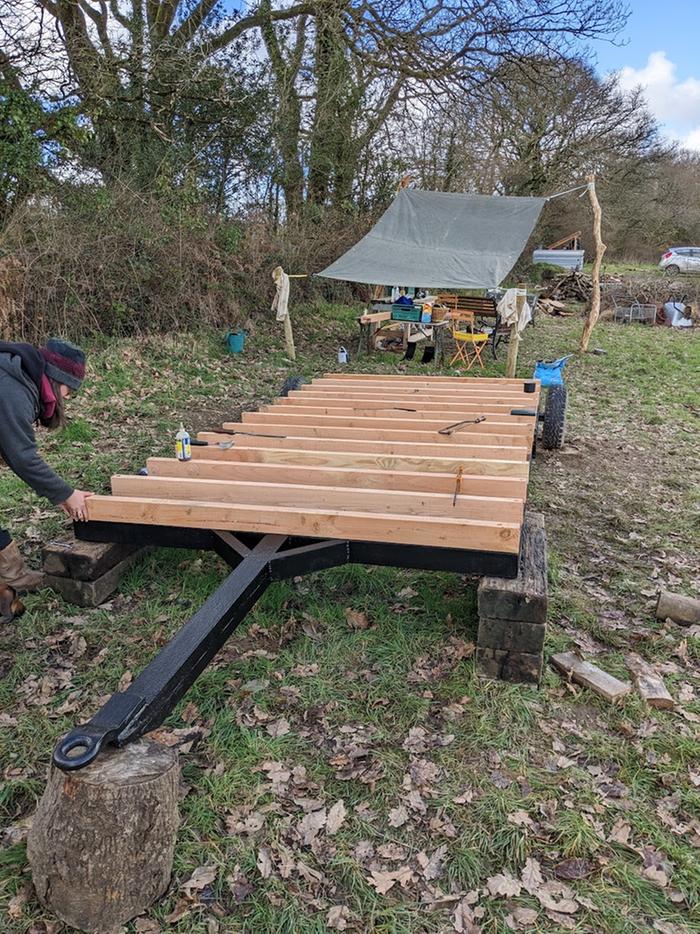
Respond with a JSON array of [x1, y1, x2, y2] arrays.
[[0, 338, 93, 600]]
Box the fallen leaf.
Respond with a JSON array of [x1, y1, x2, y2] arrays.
[[486, 872, 522, 898], [388, 805, 409, 827], [536, 881, 579, 914], [297, 807, 327, 845], [452, 787, 475, 805], [508, 906, 539, 928], [453, 894, 482, 933], [508, 809, 534, 829], [327, 800, 346, 835], [368, 868, 400, 895], [181, 864, 217, 898], [326, 905, 352, 930], [266, 717, 290, 737], [554, 857, 594, 880], [642, 865, 669, 888], [345, 608, 369, 630], [256, 848, 272, 879], [377, 842, 408, 860], [609, 819, 631, 844], [520, 857, 544, 895], [417, 845, 447, 880]]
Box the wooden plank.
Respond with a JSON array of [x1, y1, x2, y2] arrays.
[[198, 432, 530, 462], [110, 475, 525, 522], [277, 397, 537, 416], [624, 653, 675, 709], [310, 384, 532, 401], [322, 374, 534, 386], [247, 409, 534, 437], [551, 652, 631, 703], [304, 384, 533, 402], [189, 444, 531, 477], [87, 496, 522, 552], [284, 394, 537, 414], [220, 422, 532, 450], [146, 458, 529, 499]]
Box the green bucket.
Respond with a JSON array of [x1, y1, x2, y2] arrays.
[[226, 329, 246, 353]]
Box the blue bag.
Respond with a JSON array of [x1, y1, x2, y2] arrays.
[[533, 355, 572, 387]]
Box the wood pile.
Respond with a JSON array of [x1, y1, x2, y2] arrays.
[[537, 298, 575, 317], [542, 271, 593, 302]]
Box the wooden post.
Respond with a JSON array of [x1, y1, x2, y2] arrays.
[[579, 174, 607, 353], [505, 283, 527, 378], [283, 311, 296, 361], [28, 739, 179, 933]]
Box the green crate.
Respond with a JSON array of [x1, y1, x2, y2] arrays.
[[391, 304, 423, 322]]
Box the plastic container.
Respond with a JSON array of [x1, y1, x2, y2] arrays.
[[175, 423, 192, 462], [338, 346, 349, 364], [226, 329, 246, 353]]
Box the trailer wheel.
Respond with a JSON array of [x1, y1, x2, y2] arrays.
[[279, 376, 307, 397], [541, 384, 567, 450]]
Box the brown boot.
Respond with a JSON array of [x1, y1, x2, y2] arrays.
[[0, 585, 25, 624], [0, 542, 45, 593]]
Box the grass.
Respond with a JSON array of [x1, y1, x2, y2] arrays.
[[0, 306, 699, 933]]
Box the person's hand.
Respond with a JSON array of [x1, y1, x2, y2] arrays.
[[59, 490, 93, 522]]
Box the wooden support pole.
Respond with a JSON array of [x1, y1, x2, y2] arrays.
[[283, 311, 296, 361], [28, 739, 179, 933], [505, 283, 527, 378], [579, 174, 607, 353]]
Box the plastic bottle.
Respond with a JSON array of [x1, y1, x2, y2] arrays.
[[175, 423, 192, 462], [338, 346, 349, 364]]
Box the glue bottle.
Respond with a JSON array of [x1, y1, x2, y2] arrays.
[[175, 423, 191, 461]]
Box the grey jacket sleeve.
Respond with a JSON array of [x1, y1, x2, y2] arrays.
[[0, 382, 74, 505]]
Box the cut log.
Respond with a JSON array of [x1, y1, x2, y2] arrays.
[[625, 653, 675, 710], [551, 652, 631, 703], [28, 739, 179, 934], [655, 590, 700, 627]]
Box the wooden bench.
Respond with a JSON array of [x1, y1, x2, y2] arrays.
[[437, 294, 498, 318]]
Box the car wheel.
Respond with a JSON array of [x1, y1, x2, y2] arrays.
[[665, 264, 680, 275]]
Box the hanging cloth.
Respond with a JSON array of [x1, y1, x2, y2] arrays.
[[271, 266, 290, 322], [497, 288, 532, 334]]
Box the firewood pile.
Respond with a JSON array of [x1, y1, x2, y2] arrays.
[[541, 271, 593, 302]]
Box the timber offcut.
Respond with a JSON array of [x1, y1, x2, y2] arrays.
[[86, 374, 540, 556]]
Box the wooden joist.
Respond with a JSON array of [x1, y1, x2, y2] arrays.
[[321, 374, 534, 386], [221, 420, 529, 448], [198, 432, 530, 462], [245, 409, 534, 437], [282, 394, 535, 413], [110, 475, 524, 522], [86, 496, 522, 553], [189, 444, 530, 477], [146, 458, 528, 499], [298, 384, 533, 401]]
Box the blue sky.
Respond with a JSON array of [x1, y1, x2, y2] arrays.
[[593, 0, 700, 148]]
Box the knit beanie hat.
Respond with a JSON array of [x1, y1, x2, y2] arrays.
[[39, 339, 86, 391]]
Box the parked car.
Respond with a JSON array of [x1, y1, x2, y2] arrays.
[[659, 246, 700, 275]]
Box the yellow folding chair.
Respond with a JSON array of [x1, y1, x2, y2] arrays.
[[449, 313, 489, 369]]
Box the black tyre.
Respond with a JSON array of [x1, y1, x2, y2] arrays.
[[541, 384, 567, 450], [664, 264, 680, 276], [279, 376, 307, 397]]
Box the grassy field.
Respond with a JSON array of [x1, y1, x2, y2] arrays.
[[1, 307, 699, 933]]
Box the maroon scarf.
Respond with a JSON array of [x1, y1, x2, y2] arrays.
[[39, 374, 58, 425]]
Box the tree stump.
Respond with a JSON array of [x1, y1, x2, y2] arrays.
[[28, 739, 179, 934]]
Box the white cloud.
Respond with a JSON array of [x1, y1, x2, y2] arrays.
[[616, 51, 700, 151]]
